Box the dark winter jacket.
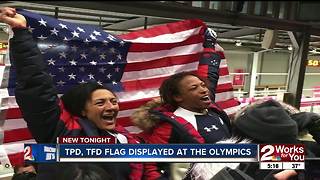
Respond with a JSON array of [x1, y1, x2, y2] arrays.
[[10, 28, 143, 180], [131, 99, 232, 180]]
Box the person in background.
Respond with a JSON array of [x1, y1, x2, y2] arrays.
[[12, 164, 37, 180], [131, 28, 233, 180], [232, 99, 320, 180], [188, 99, 320, 180], [0, 7, 143, 180]]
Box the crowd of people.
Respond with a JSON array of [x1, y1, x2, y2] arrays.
[[0, 6, 319, 180]]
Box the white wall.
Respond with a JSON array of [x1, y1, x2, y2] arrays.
[[258, 51, 290, 86]]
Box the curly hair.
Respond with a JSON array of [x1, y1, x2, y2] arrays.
[[159, 71, 207, 108]]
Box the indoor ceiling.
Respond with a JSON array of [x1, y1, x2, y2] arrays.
[[1, 1, 320, 54]]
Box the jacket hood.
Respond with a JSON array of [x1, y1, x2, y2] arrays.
[[131, 98, 164, 132]]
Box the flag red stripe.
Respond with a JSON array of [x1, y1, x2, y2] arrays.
[[122, 76, 166, 91], [216, 98, 240, 109], [117, 117, 134, 127], [122, 70, 198, 92], [128, 35, 204, 52], [219, 66, 229, 76], [8, 152, 24, 167], [124, 54, 200, 72], [119, 19, 206, 40], [5, 108, 22, 119], [119, 97, 155, 111], [216, 83, 234, 93], [4, 128, 33, 143], [216, 51, 226, 59]]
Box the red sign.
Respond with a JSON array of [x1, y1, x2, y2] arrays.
[[233, 69, 245, 86]]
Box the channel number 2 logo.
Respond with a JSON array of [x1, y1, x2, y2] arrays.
[[24, 145, 34, 161], [260, 145, 278, 161]]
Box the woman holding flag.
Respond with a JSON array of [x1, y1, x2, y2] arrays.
[[131, 28, 233, 179], [0, 7, 143, 180]]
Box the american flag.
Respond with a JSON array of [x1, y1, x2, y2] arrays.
[[0, 9, 240, 167]]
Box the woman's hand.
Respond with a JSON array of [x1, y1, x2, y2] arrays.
[[0, 7, 26, 28]]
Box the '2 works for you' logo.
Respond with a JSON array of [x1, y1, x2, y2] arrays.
[[259, 144, 304, 162]]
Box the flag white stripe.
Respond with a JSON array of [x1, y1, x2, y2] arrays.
[[118, 108, 137, 118], [123, 126, 142, 134], [117, 88, 159, 103], [223, 105, 241, 115], [218, 59, 227, 68], [0, 89, 10, 98], [122, 59, 228, 82], [123, 27, 202, 43], [3, 118, 27, 131], [217, 76, 232, 85], [0, 66, 5, 87], [215, 91, 235, 102], [118, 89, 235, 108], [122, 61, 199, 81], [0, 96, 18, 110], [3, 139, 36, 155], [126, 43, 203, 63]]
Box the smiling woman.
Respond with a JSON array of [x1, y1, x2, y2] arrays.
[[61, 82, 119, 131]]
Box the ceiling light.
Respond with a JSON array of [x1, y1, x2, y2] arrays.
[[310, 48, 318, 54], [287, 45, 293, 51], [2, 26, 9, 34], [235, 41, 242, 47]]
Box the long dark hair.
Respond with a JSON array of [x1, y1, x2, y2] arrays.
[[60, 82, 115, 117]]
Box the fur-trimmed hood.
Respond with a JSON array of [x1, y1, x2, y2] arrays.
[[130, 98, 230, 133], [130, 98, 164, 132]]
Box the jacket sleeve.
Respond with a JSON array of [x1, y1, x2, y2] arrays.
[[115, 125, 144, 180], [197, 47, 221, 102], [290, 112, 320, 144], [10, 28, 61, 143], [143, 122, 173, 180]]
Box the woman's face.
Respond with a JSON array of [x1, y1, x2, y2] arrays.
[[82, 89, 119, 131], [174, 75, 211, 113]]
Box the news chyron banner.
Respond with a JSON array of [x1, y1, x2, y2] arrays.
[[259, 144, 305, 170], [24, 137, 304, 170], [24, 137, 257, 163]]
